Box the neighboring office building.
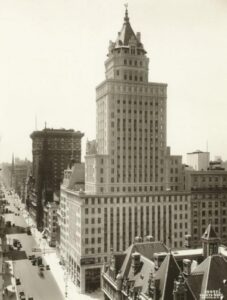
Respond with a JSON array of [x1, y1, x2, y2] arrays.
[[60, 165, 191, 292], [187, 150, 210, 171], [102, 224, 227, 300], [29, 128, 83, 230], [60, 8, 191, 292], [185, 169, 227, 247], [43, 198, 59, 247]]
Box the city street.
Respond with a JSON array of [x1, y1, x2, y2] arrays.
[[3, 192, 65, 300], [3, 191, 103, 300]]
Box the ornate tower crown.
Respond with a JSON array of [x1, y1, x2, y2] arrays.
[[108, 5, 146, 56]]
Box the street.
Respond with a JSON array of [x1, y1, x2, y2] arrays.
[[3, 192, 65, 300], [2, 190, 103, 300]]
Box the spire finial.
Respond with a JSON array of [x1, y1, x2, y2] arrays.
[[124, 3, 129, 23]]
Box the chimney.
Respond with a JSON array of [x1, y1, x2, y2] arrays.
[[136, 32, 141, 42], [183, 259, 192, 276], [146, 235, 154, 242], [184, 234, 192, 248], [134, 236, 142, 243], [131, 252, 141, 274]]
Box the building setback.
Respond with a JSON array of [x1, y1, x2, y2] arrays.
[[29, 128, 83, 229], [59, 8, 190, 292]]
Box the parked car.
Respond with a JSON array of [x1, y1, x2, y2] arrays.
[[38, 268, 44, 277], [28, 255, 35, 260], [37, 257, 42, 266], [32, 247, 41, 252], [19, 291, 26, 300], [39, 265, 44, 271], [27, 228, 32, 235], [13, 239, 19, 247], [46, 265, 50, 270], [15, 277, 21, 285]]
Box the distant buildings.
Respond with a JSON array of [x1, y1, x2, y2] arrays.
[[28, 128, 83, 230], [102, 224, 227, 300], [185, 169, 227, 247], [187, 150, 210, 171], [1, 157, 31, 202]]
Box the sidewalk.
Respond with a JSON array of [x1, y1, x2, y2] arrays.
[[2, 260, 17, 300], [23, 209, 103, 300]]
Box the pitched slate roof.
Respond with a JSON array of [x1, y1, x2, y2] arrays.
[[127, 255, 155, 294], [153, 253, 196, 300], [155, 253, 181, 300], [120, 242, 168, 279], [187, 255, 227, 299]]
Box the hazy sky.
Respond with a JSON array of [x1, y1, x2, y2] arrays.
[[0, 0, 227, 163]]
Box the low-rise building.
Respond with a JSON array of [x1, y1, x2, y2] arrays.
[[102, 224, 227, 300]]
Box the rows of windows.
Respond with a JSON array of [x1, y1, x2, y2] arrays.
[[85, 237, 102, 245], [85, 227, 102, 234], [84, 195, 188, 205], [105, 83, 166, 95], [85, 218, 102, 224]]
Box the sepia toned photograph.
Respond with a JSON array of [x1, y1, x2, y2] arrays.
[[0, 0, 227, 299]]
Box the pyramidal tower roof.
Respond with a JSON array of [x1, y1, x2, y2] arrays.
[[113, 5, 146, 53], [201, 224, 219, 240]]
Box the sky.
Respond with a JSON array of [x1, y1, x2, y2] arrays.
[[0, 0, 227, 163]]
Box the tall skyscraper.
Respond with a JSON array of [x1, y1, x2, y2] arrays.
[[85, 7, 183, 194], [60, 8, 190, 292], [29, 128, 83, 229]]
